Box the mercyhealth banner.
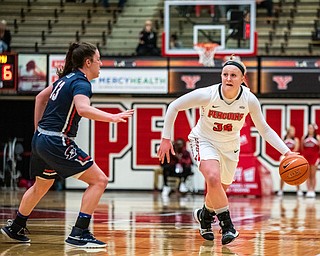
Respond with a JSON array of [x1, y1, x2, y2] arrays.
[[92, 68, 168, 94]]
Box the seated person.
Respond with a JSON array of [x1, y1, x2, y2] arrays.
[[136, 20, 161, 56], [0, 20, 11, 53], [256, 0, 273, 17], [195, 5, 215, 18], [161, 138, 193, 198], [170, 33, 183, 49]]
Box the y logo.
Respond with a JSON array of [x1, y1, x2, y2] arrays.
[[181, 75, 201, 89], [272, 76, 293, 90]]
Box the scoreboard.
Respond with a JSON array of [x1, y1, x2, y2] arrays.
[[0, 54, 17, 91]]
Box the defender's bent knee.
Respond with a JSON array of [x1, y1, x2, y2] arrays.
[[96, 175, 108, 190], [205, 173, 221, 188]]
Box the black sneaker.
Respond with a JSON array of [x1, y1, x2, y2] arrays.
[[217, 210, 239, 245], [65, 226, 106, 248], [193, 205, 215, 240], [1, 219, 31, 243]]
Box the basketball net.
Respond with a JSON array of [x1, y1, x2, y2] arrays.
[[194, 43, 220, 67]]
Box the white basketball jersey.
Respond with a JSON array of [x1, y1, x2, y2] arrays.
[[190, 84, 250, 143]]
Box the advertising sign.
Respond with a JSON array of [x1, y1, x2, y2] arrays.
[[48, 54, 65, 85], [92, 68, 168, 94], [168, 58, 258, 95], [260, 57, 320, 95], [18, 54, 47, 93]]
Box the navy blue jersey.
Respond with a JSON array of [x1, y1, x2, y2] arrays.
[[38, 70, 92, 137]]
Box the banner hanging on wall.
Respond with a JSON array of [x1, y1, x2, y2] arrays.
[[92, 68, 168, 94], [48, 54, 65, 85], [168, 58, 258, 95], [260, 57, 320, 95], [17, 54, 47, 93]]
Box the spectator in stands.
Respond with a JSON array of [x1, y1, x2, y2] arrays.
[[195, 5, 215, 18], [136, 20, 161, 56], [177, 5, 193, 18], [0, 19, 11, 53], [256, 0, 273, 17], [161, 138, 193, 198], [277, 126, 303, 197], [170, 33, 183, 49], [102, 0, 126, 9], [66, 0, 86, 3], [301, 123, 320, 198]]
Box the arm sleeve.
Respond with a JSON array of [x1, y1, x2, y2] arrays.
[[248, 93, 290, 155], [162, 87, 212, 139]]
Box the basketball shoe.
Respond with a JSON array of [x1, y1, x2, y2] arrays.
[[217, 210, 239, 245], [277, 190, 283, 197], [305, 191, 316, 198], [193, 205, 215, 240], [65, 226, 106, 248], [1, 219, 30, 243], [161, 185, 171, 198], [296, 190, 303, 197], [179, 182, 188, 193]]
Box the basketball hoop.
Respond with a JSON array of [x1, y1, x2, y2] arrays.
[[194, 43, 220, 67]]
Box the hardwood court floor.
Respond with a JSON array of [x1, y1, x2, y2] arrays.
[[0, 190, 319, 256]]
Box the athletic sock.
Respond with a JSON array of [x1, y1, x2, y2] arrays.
[[204, 203, 216, 214], [14, 211, 29, 228], [215, 206, 229, 215], [75, 212, 91, 230]]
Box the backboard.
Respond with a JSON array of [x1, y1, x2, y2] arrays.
[[163, 0, 257, 57]]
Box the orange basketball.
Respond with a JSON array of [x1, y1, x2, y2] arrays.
[[279, 155, 310, 186]]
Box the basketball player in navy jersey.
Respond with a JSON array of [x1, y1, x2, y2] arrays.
[[157, 56, 297, 245], [1, 42, 134, 248]]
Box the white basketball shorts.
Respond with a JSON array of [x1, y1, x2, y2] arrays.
[[188, 134, 240, 185]]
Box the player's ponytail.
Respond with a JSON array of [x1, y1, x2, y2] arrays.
[[57, 42, 96, 78], [57, 42, 79, 78]]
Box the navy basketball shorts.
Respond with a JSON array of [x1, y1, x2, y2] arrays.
[[30, 131, 94, 180]]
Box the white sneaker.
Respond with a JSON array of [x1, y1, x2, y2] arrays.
[[296, 190, 303, 197], [305, 191, 316, 198], [179, 182, 188, 193], [162, 195, 169, 206], [161, 185, 171, 198], [277, 190, 283, 197], [179, 197, 188, 207]]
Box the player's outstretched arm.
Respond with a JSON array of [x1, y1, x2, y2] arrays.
[[74, 94, 134, 123], [111, 109, 135, 123]]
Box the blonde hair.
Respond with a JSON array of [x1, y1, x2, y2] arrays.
[[223, 54, 247, 75]]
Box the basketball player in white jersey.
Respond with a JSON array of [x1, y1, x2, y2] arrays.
[[157, 56, 296, 245]]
